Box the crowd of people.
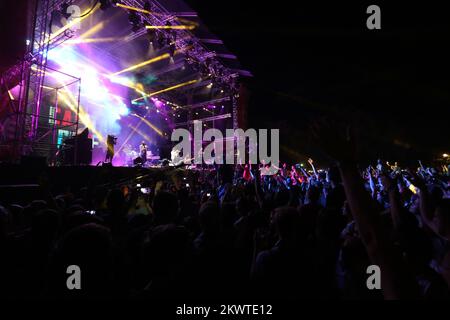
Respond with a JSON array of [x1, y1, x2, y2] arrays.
[[0, 125, 449, 300]]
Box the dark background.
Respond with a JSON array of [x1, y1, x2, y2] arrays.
[[2, 1, 449, 163], [185, 1, 450, 163]]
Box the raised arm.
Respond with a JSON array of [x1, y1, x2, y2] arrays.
[[254, 169, 263, 209], [366, 166, 376, 198], [380, 174, 402, 229], [307, 158, 319, 179]]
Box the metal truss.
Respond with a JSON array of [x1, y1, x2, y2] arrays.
[[2, 0, 242, 165], [181, 97, 231, 110], [0, 0, 81, 163], [120, 0, 240, 88], [119, 0, 240, 128], [174, 113, 232, 127]]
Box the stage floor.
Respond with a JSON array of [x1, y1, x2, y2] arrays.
[[0, 164, 177, 205]]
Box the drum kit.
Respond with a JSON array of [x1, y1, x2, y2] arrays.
[[122, 144, 160, 167]]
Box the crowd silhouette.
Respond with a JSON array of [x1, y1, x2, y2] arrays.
[[0, 122, 449, 300]]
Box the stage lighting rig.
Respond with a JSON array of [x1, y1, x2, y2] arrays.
[[128, 11, 142, 32], [143, 1, 152, 12], [111, 0, 121, 7], [155, 34, 166, 50], [199, 63, 209, 77], [165, 21, 177, 41], [117, 0, 241, 101], [147, 29, 156, 44]]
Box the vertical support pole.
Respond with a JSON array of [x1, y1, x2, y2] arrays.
[[51, 88, 59, 165], [232, 94, 238, 130]]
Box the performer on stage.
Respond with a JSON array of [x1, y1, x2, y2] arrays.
[[105, 135, 117, 163], [139, 141, 148, 164]]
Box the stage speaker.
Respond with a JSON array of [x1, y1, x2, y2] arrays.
[[76, 139, 93, 165], [159, 144, 172, 160], [161, 159, 170, 167], [133, 157, 144, 165]]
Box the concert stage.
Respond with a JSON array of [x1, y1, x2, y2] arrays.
[[0, 0, 250, 166], [0, 163, 184, 206]]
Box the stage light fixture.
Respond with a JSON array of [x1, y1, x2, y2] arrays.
[[157, 35, 166, 49], [144, 1, 152, 11], [99, 0, 111, 11], [111, 0, 121, 7], [129, 12, 140, 24], [128, 11, 142, 32], [147, 29, 156, 43], [132, 24, 141, 33], [145, 25, 195, 30], [132, 79, 198, 103], [199, 63, 209, 77]]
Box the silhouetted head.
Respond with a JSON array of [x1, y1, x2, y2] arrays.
[[32, 209, 60, 245], [0, 205, 11, 241], [57, 223, 113, 296], [92, 186, 108, 209], [435, 198, 450, 239], [106, 188, 125, 215], [143, 224, 190, 277], [272, 207, 300, 242], [198, 201, 220, 234], [274, 190, 290, 208], [152, 191, 179, 225], [306, 185, 321, 205]]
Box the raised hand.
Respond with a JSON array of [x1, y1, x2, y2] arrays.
[[366, 166, 372, 178], [310, 117, 356, 164], [379, 173, 395, 192]]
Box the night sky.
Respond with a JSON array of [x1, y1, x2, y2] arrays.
[[184, 1, 450, 162], [2, 1, 449, 163]]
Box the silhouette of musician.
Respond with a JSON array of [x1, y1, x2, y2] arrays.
[[139, 141, 148, 164], [105, 135, 117, 163]]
